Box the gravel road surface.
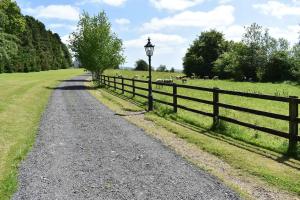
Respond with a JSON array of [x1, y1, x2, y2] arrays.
[[13, 75, 240, 200]]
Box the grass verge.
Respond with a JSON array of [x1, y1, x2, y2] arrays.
[[89, 83, 300, 200], [0, 69, 84, 200]]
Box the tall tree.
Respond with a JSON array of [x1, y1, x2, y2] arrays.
[[0, 0, 25, 34], [214, 23, 294, 82], [70, 11, 125, 80], [134, 59, 148, 71], [0, 0, 73, 73], [156, 64, 167, 72], [183, 30, 228, 77]]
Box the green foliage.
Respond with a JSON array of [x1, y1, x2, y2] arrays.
[[134, 59, 148, 71], [156, 64, 167, 72], [0, 0, 26, 34], [170, 67, 175, 73], [213, 23, 298, 82], [259, 51, 295, 82], [0, 0, 72, 73], [70, 11, 125, 79], [291, 44, 300, 80], [0, 33, 19, 73], [183, 30, 228, 77]]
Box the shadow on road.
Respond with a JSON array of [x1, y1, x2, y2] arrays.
[[59, 79, 91, 82], [45, 85, 96, 91]]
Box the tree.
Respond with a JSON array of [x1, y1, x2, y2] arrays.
[[170, 67, 175, 73], [134, 59, 148, 71], [70, 11, 125, 80], [214, 23, 294, 82], [213, 42, 246, 80], [0, 33, 19, 72], [0, 0, 72, 73], [156, 64, 167, 72], [0, 0, 25, 34], [183, 30, 228, 77], [261, 51, 294, 82], [291, 43, 300, 80]]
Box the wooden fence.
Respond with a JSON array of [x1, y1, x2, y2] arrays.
[[99, 75, 300, 150]]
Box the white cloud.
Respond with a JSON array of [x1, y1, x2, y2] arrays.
[[253, 1, 300, 18], [220, 25, 244, 42], [61, 35, 71, 45], [220, 24, 299, 45], [293, 0, 300, 5], [78, 0, 126, 6], [150, 0, 205, 11], [115, 18, 131, 25], [124, 33, 188, 69], [141, 5, 235, 31], [48, 24, 77, 31], [125, 33, 186, 50], [24, 5, 79, 21], [268, 25, 300, 44], [218, 0, 232, 4], [124, 33, 187, 56]]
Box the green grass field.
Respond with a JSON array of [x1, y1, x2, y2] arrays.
[[0, 69, 83, 200], [103, 69, 300, 156]]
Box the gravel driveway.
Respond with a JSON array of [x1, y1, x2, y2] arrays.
[[13, 75, 240, 200]]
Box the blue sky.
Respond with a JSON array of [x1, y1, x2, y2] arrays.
[[16, 0, 300, 69]]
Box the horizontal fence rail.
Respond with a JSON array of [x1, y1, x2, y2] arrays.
[[100, 75, 300, 149]]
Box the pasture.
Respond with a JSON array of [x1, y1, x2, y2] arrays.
[[103, 69, 300, 156], [0, 69, 84, 199]]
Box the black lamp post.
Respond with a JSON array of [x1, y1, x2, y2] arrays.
[[144, 37, 154, 111]]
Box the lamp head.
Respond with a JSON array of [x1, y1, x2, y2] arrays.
[[144, 37, 154, 57]]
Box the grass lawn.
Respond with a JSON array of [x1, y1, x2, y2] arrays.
[[0, 69, 84, 200], [103, 69, 300, 156]]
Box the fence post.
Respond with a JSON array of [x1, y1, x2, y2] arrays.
[[108, 76, 110, 88], [288, 96, 298, 153], [121, 77, 124, 94], [213, 87, 220, 127], [114, 77, 116, 90], [132, 79, 135, 97], [103, 75, 105, 86], [173, 83, 177, 113]]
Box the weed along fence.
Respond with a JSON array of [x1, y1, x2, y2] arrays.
[[99, 74, 300, 150]]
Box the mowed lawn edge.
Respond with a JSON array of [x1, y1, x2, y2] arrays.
[[0, 69, 84, 200]]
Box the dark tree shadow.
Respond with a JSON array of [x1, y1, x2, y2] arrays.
[[45, 85, 95, 91], [59, 79, 91, 83]]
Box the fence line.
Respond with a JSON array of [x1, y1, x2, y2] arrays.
[[99, 75, 300, 150]]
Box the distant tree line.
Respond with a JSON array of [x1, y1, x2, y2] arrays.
[[134, 59, 175, 72], [183, 23, 300, 82], [0, 0, 72, 73]]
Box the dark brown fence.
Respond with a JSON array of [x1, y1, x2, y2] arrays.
[[100, 75, 300, 150]]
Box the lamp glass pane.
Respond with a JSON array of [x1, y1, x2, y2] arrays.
[[145, 47, 154, 56]]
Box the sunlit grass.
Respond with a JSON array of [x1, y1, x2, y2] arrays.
[[103, 69, 300, 156], [0, 69, 84, 200]]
